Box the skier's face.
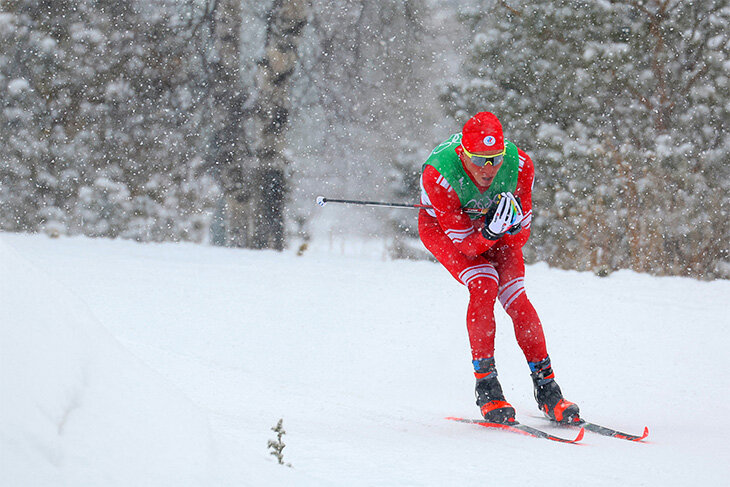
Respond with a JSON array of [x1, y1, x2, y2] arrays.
[[462, 151, 503, 187]]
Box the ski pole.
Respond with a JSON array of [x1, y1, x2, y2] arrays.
[[315, 196, 486, 215]]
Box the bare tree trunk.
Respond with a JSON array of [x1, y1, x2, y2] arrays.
[[209, 0, 254, 248], [250, 0, 308, 250]]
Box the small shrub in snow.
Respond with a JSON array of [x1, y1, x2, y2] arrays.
[[267, 419, 292, 467]]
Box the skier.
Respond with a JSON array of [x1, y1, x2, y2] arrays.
[[418, 111, 579, 424]]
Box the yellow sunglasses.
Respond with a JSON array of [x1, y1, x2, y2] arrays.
[[462, 145, 506, 167]]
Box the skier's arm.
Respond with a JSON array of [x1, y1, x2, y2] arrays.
[[421, 165, 499, 256], [498, 149, 534, 248]]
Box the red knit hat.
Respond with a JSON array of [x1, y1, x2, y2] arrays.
[[461, 112, 505, 156]]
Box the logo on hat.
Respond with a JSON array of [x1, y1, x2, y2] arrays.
[[483, 136, 496, 147]]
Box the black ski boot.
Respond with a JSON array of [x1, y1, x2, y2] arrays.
[[474, 358, 516, 424], [529, 356, 580, 424]]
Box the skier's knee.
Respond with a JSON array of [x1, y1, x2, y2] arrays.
[[468, 277, 498, 301], [498, 277, 526, 311]]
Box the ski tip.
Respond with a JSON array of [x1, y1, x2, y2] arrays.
[[574, 427, 585, 443], [614, 425, 649, 442]]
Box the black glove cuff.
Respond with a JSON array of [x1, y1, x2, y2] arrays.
[[482, 227, 504, 240]]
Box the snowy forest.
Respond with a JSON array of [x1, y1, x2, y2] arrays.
[[1, 0, 728, 279]]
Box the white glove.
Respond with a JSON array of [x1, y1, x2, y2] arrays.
[[482, 193, 515, 240], [503, 192, 524, 227]]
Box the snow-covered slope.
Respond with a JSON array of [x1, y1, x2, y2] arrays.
[[1, 232, 728, 486], [0, 238, 215, 486]]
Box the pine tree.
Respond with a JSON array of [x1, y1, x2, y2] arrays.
[[442, 0, 729, 278], [0, 0, 218, 241]]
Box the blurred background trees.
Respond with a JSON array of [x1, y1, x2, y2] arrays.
[[442, 0, 729, 278], [1, 0, 727, 279], [0, 0, 217, 241]]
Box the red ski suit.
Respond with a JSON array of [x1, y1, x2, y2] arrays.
[[418, 146, 548, 363]]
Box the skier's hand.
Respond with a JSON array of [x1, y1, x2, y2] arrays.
[[504, 193, 524, 235], [481, 193, 516, 240]]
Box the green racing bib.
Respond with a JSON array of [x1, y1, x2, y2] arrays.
[[423, 133, 519, 220]]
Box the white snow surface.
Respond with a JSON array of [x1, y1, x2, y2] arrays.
[[1, 232, 729, 486]]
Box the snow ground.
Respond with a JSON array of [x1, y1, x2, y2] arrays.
[[1, 231, 729, 486]]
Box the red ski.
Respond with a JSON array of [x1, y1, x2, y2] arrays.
[[446, 417, 584, 443], [557, 418, 649, 442]]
